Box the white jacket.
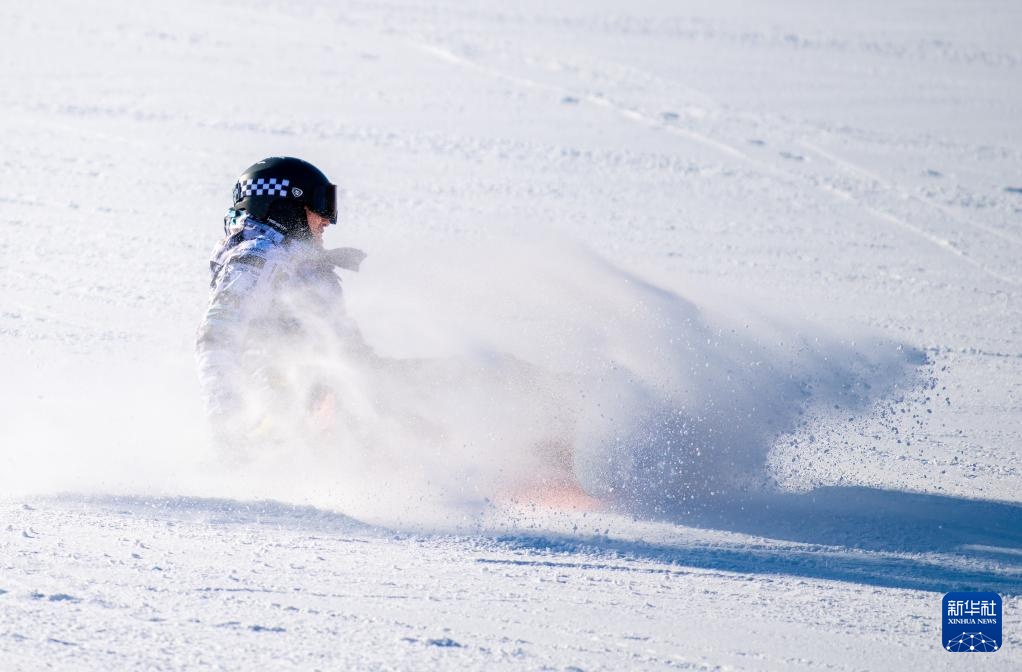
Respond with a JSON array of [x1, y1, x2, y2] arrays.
[[196, 210, 364, 421]]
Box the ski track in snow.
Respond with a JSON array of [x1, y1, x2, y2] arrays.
[[2, 0, 1022, 669], [410, 37, 1021, 288]]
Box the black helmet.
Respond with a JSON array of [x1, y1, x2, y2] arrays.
[[232, 157, 338, 234]]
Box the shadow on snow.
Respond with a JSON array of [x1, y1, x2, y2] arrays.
[[47, 487, 1022, 595], [497, 486, 1022, 595], [50, 493, 379, 535]]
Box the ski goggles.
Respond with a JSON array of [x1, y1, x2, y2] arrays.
[[307, 183, 338, 224]]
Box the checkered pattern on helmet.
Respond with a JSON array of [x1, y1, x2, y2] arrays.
[[240, 178, 291, 198]]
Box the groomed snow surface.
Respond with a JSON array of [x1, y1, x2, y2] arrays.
[[2, 0, 1021, 669]]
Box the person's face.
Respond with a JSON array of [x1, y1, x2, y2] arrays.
[[306, 208, 333, 245]]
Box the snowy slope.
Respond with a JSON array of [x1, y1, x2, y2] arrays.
[[2, 0, 1022, 669]]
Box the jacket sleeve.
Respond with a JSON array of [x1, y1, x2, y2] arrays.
[[195, 251, 279, 419]]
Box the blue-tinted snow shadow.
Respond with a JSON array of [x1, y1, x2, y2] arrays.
[[45, 491, 1022, 594], [49, 494, 381, 535], [494, 487, 1022, 594]]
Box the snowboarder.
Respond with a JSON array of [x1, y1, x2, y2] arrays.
[[196, 157, 367, 446]]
